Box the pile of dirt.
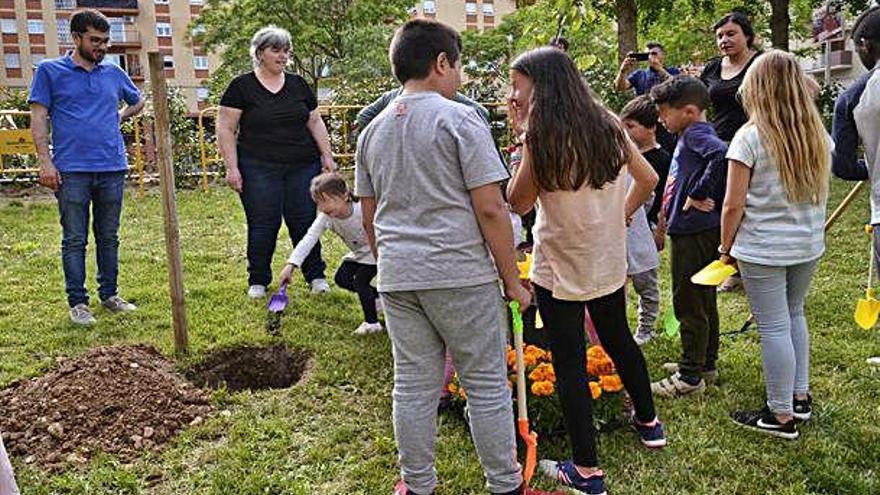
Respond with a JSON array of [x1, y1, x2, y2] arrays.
[[186, 343, 312, 392], [0, 345, 213, 470]]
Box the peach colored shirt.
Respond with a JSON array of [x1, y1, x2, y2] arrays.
[[530, 168, 628, 301]]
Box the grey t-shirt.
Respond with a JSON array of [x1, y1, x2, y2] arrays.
[[355, 91, 509, 292]]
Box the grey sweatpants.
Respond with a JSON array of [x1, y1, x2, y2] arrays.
[[383, 282, 521, 494], [630, 268, 660, 335], [0, 432, 19, 495], [739, 259, 819, 415]]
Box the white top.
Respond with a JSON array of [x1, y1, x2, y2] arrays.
[[727, 125, 829, 266], [626, 175, 660, 275], [288, 201, 375, 267], [531, 167, 628, 301]]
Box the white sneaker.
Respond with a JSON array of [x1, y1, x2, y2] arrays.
[[101, 295, 137, 313], [69, 304, 97, 325], [353, 321, 383, 335], [310, 278, 330, 295], [634, 330, 656, 346], [247, 285, 267, 299], [868, 357, 880, 367]]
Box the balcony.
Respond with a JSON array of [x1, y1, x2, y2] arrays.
[[110, 28, 141, 48], [76, 0, 139, 15], [804, 39, 854, 75]]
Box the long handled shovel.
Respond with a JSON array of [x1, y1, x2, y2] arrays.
[[510, 301, 538, 486], [729, 181, 866, 336], [855, 225, 880, 329]]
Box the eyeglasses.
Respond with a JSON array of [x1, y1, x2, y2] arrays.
[[74, 33, 111, 46]]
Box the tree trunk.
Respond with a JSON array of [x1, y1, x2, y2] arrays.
[[616, 0, 638, 63], [770, 0, 790, 51]]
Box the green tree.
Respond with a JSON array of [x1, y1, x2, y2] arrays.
[[192, 0, 412, 103]]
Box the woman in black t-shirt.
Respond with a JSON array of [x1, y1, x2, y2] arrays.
[[217, 26, 337, 298], [699, 12, 762, 142]]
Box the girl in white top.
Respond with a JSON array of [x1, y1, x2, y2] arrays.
[[278, 173, 381, 335], [720, 50, 830, 439], [506, 47, 663, 494]]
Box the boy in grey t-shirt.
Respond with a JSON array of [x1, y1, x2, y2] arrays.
[[355, 19, 538, 495]]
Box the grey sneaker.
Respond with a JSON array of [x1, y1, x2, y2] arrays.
[[101, 295, 137, 313], [69, 304, 97, 325], [310, 278, 330, 295], [247, 285, 266, 299]]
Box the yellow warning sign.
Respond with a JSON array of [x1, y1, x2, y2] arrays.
[[0, 129, 36, 155]]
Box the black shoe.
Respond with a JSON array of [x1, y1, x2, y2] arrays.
[[793, 394, 812, 422], [731, 406, 799, 440]]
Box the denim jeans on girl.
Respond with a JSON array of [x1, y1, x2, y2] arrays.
[[238, 149, 326, 287], [738, 259, 819, 415], [54, 171, 126, 307]]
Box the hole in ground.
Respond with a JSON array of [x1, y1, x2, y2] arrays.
[[186, 343, 312, 392]]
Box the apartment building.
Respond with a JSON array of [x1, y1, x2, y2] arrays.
[[414, 0, 517, 32], [0, 0, 218, 114]]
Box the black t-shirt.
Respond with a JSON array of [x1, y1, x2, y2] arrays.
[[642, 146, 671, 226], [220, 72, 320, 164], [700, 53, 761, 142]]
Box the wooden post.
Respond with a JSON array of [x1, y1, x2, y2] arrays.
[[148, 51, 189, 354]]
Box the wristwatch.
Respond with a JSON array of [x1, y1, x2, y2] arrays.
[[717, 245, 730, 255]]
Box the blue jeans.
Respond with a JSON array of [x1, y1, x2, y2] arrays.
[[739, 259, 819, 415], [238, 150, 326, 286], [54, 171, 126, 307]]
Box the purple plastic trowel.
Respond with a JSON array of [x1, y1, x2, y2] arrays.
[[267, 283, 289, 313]]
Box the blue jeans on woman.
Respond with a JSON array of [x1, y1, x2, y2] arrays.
[[54, 171, 126, 307], [238, 149, 326, 287], [738, 259, 819, 415]]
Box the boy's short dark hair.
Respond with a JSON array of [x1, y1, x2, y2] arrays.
[[70, 9, 110, 34], [852, 6, 880, 43], [620, 95, 659, 129], [389, 19, 461, 84], [646, 41, 664, 52], [650, 75, 710, 110]]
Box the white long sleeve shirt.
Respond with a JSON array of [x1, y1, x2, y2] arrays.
[[288, 201, 376, 267]]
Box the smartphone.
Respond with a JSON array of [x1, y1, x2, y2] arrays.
[[631, 52, 650, 61]]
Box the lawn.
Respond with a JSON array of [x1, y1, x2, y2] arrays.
[[1, 179, 878, 495]]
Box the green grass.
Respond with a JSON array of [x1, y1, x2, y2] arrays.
[[1, 180, 879, 495]]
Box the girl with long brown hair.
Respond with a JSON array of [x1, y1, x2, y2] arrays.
[[507, 47, 663, 495]]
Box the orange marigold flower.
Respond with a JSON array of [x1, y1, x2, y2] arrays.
[[531, 380, 555, 397], [589, 381, 602, 400], [600, 374, 623, 392], [447, 383, 457, 394], [528, 363, 556, 383]]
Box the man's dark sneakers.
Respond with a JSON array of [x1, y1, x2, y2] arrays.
[[731, 406, 799, 440]]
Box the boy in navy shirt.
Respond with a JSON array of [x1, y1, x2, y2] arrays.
[[649, 76, 728, 397], [29, 9, 144, 325]]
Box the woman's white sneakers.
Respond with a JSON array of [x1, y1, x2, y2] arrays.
[[247, 285, 267, 299], [354, 322, 384, 335], [310, 278, 331, 294]]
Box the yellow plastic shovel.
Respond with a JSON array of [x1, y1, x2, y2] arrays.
[[855, 225, 880, 330], [691, 259, 738, 286]]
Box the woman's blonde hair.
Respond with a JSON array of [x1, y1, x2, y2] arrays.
[[738, 50, 829, 204]]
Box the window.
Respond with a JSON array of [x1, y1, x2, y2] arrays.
[[196, 87, 209, 100], [1, 19, 16, 34], [465, 2, 476, 14], [4, 53, 21, 69], [54, 0, 76, 9], [189, 0, 203, 4], [163, 55, 174, 68], [482, 3, 494, 15], [193, 55, 208, 70], [56, 22, 72, 44], [154, 0, 170, 4], [27, 20, 44, 35], [109, 18, 125, 42], [31, 53, 46, 66], [156, 23, 172, 37], [422, 1, 436, 14]]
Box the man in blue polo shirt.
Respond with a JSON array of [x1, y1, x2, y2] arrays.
[[29, 9, 144, 325]]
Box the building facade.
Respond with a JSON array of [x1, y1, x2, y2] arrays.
[[0, 0, 218, 113], [413, 0, 517, 32]]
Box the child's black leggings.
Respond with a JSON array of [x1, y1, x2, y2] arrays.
[[534, 284, 656, 467], [334, 260, 379, 323]]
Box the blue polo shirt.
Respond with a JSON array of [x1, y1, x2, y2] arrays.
[[28, 55, 141, 173], [627, 66, 680, 95]]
